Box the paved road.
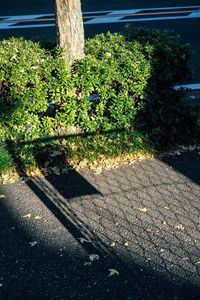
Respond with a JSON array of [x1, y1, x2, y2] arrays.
[[1, 0, 200, 15], [0, 1, 200, 83], [1, 150, 200, 299]]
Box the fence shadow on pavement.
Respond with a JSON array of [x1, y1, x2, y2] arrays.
[[3, 136, 200, 299]]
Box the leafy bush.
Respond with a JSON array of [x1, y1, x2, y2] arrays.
[[124, 27, 191, 84], [0, 38, 72, 140], [0, 30, 196, 174], [71, 32, 152, 132], [123, 27, 195, 146], [0, 34, 153, 138]]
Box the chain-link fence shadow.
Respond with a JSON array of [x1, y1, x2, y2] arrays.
[[4, 138, 200, 299], [27, 152, 200, 298]]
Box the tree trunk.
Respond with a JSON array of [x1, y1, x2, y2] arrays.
[[54, 0, 84, 66]]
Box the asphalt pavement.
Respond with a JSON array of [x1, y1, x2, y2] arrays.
[[1, 0, 200, 15], [1, 150, 200, 299]]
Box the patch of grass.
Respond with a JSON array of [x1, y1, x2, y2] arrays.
[[0, 129, 154, 181], [0, 142, 14, 172], [65, 129, 153, 166]]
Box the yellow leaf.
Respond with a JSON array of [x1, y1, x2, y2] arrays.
[[175, 224, 184, 231], [23, 213, 31, 218], [138, 207, 148, 213], [0, 195, 6, 199], [94, 167, 102, 175], [34, 215, 42, 220], [8, 178, 16, 183], [108, 269, 119, 277], [2, 174, 9, 183]]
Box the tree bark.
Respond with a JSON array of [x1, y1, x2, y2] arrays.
[[54, 0, 84, 66]]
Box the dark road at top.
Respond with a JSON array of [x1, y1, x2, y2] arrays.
[[0, 1, 200, 83]]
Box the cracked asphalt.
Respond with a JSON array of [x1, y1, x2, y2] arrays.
[[1, 150, 200, 299]]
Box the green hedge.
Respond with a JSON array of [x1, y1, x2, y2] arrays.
[[72, 33, 151, 132], [0, 38, 72, 140], [124, 28, 195, 146], [124, 27, 191, 84], [0, 29, 195, 147]]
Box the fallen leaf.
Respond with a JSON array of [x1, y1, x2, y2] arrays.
[[138, 207, 148, 213], [111, 242, 116, 247], [89, 254, 100, 262], [50, 150, 63, 157], [2, 174, 9, 183], [84, 261, 92, 266], [51, 167, 61, 176], [146, 258, 151, 261], [29, 241, 38, 247], [34, 215, 42, 220], [108, 269, 119, 277], [182, 257, 189, 261], [175, 224, 184, 231], [78, 159, 88, 169], [195, 260, 200, 265], [23, 213, 31, 218], [94, 167, 102, 175], [78, 238, 90, 244], [0, 283, 3, 287], [0, 195, 6, 199], [164, 206, 169, 210], [7, 178, 15, 183], [124, 241, 129, 247]]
